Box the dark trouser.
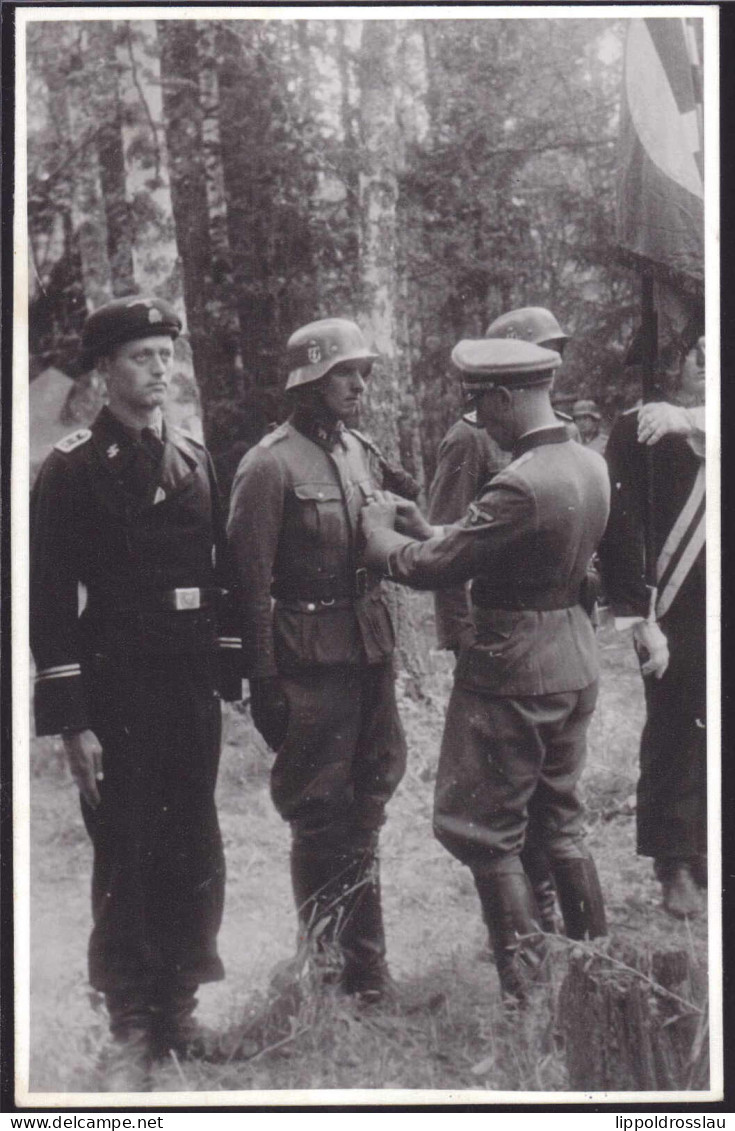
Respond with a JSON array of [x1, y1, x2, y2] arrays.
[[272, 661, 407, 846], [272, 662, 406, 983], [637, 611, 707, 862], [81, 653, 225, 994], [434, 680, 599, 873]]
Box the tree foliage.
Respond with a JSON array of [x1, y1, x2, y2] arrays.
[[27, 16, 636, 482]]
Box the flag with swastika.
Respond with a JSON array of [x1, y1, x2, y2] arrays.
[[617, 17, 704, 283]]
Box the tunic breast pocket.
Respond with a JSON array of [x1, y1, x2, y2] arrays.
[[293, 482, 344, 543]]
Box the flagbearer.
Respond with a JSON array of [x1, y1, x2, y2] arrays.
[[599, 332, 706, 918], [30, 296, 242, 1089]]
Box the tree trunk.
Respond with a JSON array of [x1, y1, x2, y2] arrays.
[[114, 21, 201, 439], [46, 26, 114, 312], [88, 22, 135, 297], [158, 19, 219, 427], [357, 20, 426, 690], [557, 943, 709, 1092]]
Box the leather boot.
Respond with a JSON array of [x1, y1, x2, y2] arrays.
[[521, 842, 559, 934], [658, 859, 703, 919], [338, 853, 392, 1004], [99, 991, 155, 1091], [550, 856, 608, 940], [290, 841, 392, 1002], [472, 871, 548, 1006], [154, 984, 214, 1060], [290, 842, 346, 985]]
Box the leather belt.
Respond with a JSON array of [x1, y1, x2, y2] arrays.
[[471, 587, 579, 612], [88, 587, 223, 614], [272, 568, 372, 602]]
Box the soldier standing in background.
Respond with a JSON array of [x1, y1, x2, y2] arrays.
[[362, 339, 609, 1006], [599, 333, 706, 919], [227, 318, 407, 1005], [427, 307, 574, 935], [30, 297, 242, 1089], [571, 400, 607, 454]]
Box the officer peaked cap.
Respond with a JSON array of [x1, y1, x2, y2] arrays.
[[80, 296, 182, 371], [452, 339, 562, 393]]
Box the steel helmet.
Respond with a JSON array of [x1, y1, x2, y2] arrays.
[[485, 307, 569, 350], [285, 318, 378, 391]]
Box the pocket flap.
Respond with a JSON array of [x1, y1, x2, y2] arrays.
[[294, 482, 343, 503]]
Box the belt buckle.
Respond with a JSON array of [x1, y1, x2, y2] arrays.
[[355, 568, 368, 597], [173, 587, 201, 611]]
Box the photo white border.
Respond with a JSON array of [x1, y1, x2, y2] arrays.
[[12, 2, 723, 1108]]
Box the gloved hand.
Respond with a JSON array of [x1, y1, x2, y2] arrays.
[[249, 677, 289, 750], [633, 620, 670, 679]]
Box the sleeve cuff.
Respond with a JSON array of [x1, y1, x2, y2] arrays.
[[614, 616, 645, 631], [33, 667, 89, 737]]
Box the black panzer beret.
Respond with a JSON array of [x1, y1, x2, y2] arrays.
[[80, 295, 182, 370], [452, 338, 562, 393]]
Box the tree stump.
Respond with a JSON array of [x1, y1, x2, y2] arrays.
[[557, 942, 708, 1091]]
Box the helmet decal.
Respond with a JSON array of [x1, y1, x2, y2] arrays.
[[307, 342, 322, 364]]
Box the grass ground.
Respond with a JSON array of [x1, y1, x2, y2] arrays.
[[25, 618, 709, 1098]]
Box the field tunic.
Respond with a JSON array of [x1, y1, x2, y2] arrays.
[[30, 405, 239, 992], [599, 409, 706, 861], [228, 412, 406, 842], [427, 414, 510, 651], [366, 426, 611, 869]]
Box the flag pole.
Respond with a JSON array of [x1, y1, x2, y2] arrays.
[[641, 269, 659, 617]]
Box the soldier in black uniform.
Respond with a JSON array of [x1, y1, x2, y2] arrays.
[[362, 338, 609, 1004], [599, 334, 706, 918], [30, 297, 242, 1089], [427, 307, 575, 934], [227, 318, 407, 1003]]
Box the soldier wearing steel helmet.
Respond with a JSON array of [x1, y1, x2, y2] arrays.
[[362, 338, 609, 1005], [427, 307, 576, 936], [30, 296, 242, 1088], [227, 317, 407, 1004]]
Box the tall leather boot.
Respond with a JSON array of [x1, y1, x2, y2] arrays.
[[290, 841, 391, 1002], [290, 842, 346, 985], [154, 983, 212, 1060], [550, 856, 608, 940], [521, 842, 559, 934], [472, 871, 548, 1006], [338, 852, 391, 1003], [99, 990, 155, 1091]]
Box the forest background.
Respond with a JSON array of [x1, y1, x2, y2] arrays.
[[27, 14, 636, 493]]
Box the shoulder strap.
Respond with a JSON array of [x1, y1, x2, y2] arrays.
[[54, 428, 92, 454]]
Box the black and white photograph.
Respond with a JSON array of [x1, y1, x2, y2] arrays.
[[11, 3, 720, 1109]]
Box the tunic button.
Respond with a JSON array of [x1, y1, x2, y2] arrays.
[[307, 602, 316, 612], [317, 492, 324, 499]]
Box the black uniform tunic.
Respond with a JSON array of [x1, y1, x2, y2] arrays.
[[30, 407, 240, 992]]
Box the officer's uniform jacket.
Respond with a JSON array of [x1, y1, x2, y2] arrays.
[[366, 426, 610, 696], [599, 407, 705, 624], [30, 406, 241, 736], [227, 413, 395, 680]]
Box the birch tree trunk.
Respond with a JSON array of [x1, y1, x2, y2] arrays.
[[158, 19, 219, 424], [357, 20, 426, 689], [114, 20, 201, 439]]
